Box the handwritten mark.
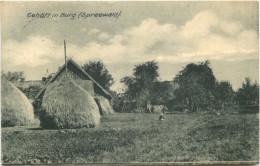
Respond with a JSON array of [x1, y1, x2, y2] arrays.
[[23, 19, 34, 30], [78, 11, 122, 19], [25, 11, 122, 21]]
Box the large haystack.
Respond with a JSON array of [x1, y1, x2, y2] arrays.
[[94, 96, 114, 115], [1, 76, 35, 127], [40, 77, 100, 129]]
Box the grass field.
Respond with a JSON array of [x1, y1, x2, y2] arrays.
[[2, 112, 259, 164]]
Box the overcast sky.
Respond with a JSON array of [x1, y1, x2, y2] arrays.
[[1, 1, 259, 92]]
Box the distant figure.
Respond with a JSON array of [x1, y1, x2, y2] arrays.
[[162, 105, 168, 114], [146, 104, 152, 113], [159, 113, 164, 121]]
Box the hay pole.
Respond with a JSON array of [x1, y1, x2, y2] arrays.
[[64, 40, 67, 74]]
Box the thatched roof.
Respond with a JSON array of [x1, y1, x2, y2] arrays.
[[1, 76, 35, 127], [34, 59, 112, 101], [74, 79, 94, 96], [39, 77, 100, 129]]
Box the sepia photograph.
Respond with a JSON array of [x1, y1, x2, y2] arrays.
[[1, 1, 259, 165]]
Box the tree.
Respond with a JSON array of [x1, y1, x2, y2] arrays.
[[108, 90, 124, 112], [173, 61, 217, 112], [121, 61, 159, 108], [151, 81, 176, 105], [235, 78, 259, 112], [133, 61, 159, 84], [2, 71, 25, 82], [18, 85, 43, 100], [82, 61, 114, 90], [121, 76, 138, 101], [214, 81, 235, 110]]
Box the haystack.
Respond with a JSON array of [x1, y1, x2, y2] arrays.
[[94, 96, 114, 115], [40, 77, 100, 129], [74, 79, 94, 96], [1, 76, 35, 127]]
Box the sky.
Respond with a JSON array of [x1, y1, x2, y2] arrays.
[[1, 1, 259, 92]]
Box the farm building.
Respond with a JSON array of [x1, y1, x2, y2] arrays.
[[33, 59, 114, 116]]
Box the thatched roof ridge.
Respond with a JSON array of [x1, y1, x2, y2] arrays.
[[34, 59, 112, 101], [69, 59, 111, 98]]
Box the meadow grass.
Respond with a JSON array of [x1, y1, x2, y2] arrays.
[[1, 113, 259, 164]]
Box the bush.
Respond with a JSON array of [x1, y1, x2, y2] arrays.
[[18, 85, 43, 100], [235, 78, 259, 113], [109, 90, 124, 112], [132, 107, 145, 113]]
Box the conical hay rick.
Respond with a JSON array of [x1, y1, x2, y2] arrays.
[[40, 78, 100, 129], [1, 76, 35, 127], [95, 96, 114, 115]]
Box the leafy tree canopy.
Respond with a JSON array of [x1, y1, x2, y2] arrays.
[[151, 81, 176, 105], [2, 71, 25, 82], [133, 61, 159, 84], [173, 60, 217, 112], [174, 60, 216, 90], [215, 81, 234, 104], [235, 77, 259, 106], [121, 61, 159, 107], [18, 85, 43, 100], [82, 61, 114, 90]]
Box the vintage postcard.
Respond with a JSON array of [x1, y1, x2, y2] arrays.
[[1, 1, 259, 165]]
